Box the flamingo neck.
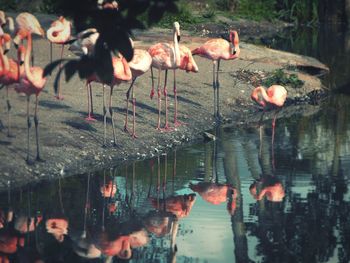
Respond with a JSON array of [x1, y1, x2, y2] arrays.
[[173, 28, 180, 67], [24, 33, 35, 83], [6, 17, 14, 32], [257, 86, 271, 106], [0, 44, 8, 73]]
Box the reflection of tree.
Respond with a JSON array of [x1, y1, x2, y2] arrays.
[[217, 126, 252, 263]]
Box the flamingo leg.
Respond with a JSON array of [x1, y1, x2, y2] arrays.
[[49, 42, 53, 72], [55, 44, 65, 100], [34, 96, 44, 162], [173, 69, 186, 127], [161, 69, 173, 132], [26, 96, 31, 164], [90, 85, 94, 116], [212, 61, 217, 120], [6, 86, 14, 137], [271, 110, 279, 172], [131, 82, 137, 139], [124, 77, 136, 134], [85, 82, 96, 121], [216, 59, 222, 121], [156, 69, 162, 130], [109, 87, 117, 147], [102, 85, 107, 147], [150, 66, 155, 99]]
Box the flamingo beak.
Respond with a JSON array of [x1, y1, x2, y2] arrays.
[[177, 35, 181, 42]]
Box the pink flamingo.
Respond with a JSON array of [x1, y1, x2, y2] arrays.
[[189, 182, 237, 215], [175, 45, 198, 126], [46, 16, 72, 100], [251, 85, 287, 156], [0, 34, 24, 137], [192, 30, 240, 120], [124, 48, 152, 138], [13, 28, 46, 164], [0, 11, 14, 32], [15, 12, 45, 66], [86, 55, 132, 147], [148, 21, 181, 131]]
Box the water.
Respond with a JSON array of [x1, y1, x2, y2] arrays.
[[1, 26, 350, 262]]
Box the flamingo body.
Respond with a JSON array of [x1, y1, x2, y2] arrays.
[[251, 85, 287, 108], [46, 16, 71, 44], [192, 30, 240, 120]]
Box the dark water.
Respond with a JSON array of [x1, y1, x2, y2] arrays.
[[1, 27, 350, 262]]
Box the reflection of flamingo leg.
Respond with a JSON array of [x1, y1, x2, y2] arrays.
[[216, 59, 221, 120]]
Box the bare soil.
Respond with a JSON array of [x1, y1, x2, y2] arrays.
[[0, 15, 329, 191]]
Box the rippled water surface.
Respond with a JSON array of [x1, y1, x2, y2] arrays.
[[1, 93, 350, 262]]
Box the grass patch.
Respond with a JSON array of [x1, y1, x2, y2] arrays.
[[263, 69, 304, 89]]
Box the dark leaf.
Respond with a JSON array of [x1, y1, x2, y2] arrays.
[[63, 38, 77, 45], [43, 59, 67, 77], [64, 60, 79, 82], [94, 37, 114, 84], [77, 56, 95, 79], [54, 67, 65, 94]]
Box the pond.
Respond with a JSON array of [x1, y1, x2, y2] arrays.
[[1, 26, 350, 262]]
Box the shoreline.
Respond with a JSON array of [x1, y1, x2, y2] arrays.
[[0, 15, 329, 191]]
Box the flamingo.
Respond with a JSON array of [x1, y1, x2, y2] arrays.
[[189, 182, 237, 215], [251, 85, 287, 148], [46, 16, 72, 100], [13, 28, 46, 164], [86, 55, 132, 147], [0, 34, 25, 137], [192, 30, 240, 120], [0, 11, 14, 32], [124, 48, 152, 138], [175, 45, 198, 126], [68, 28, 100, 121], [148, 21, 181, 131], [15, 12, 45, 66]]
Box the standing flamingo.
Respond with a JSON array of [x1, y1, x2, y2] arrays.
[[0, 11, 14, 32], [124, 48, 152, 138], [192, 30, 240, 120], [15, 12, 45, 66], [68, 28, 100, 121], [251, 84, 287, 165], [86, 55, 132, 147], [13, 28, 46, 163], [46, 16, 72, 100], [0, 33, 24, 137], [148, 21, 181, 131]]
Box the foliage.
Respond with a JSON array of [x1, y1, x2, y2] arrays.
[[235, 0, 278, 21], [0, 0, 16, 10], [215, 0, 238, 12], [157, 1, 199, 29], [277, 0, 319, 25], [44, 0, 179, 91], [263, 69, 304, 89]]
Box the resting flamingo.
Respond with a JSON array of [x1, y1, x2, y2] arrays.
[[13, 28, 46, 164], [47, 16, 72, 100], [0, 33, 24, 137], [251, 84, 287, 155], [86, 55, 132, 147], [124, 48, 152, 138], [148, 21, 181, 131], [192, 30, 240, 120]]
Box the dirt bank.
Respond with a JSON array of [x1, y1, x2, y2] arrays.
[[0, 16, 329, 191]]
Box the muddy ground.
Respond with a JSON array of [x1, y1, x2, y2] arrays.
[[0, 15, 329, 191]]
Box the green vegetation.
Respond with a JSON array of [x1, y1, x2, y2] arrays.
[[263, 69, 304, 89]]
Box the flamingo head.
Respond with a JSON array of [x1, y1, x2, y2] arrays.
[[173, 21, 181, 42], [251, 86, 266, 107], [2, 33, 11, 54], [13, 28, 29, 48], [229, 30, 240, 56]]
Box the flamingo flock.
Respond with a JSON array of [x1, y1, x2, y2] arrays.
[[0, 6, 288, 164]]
